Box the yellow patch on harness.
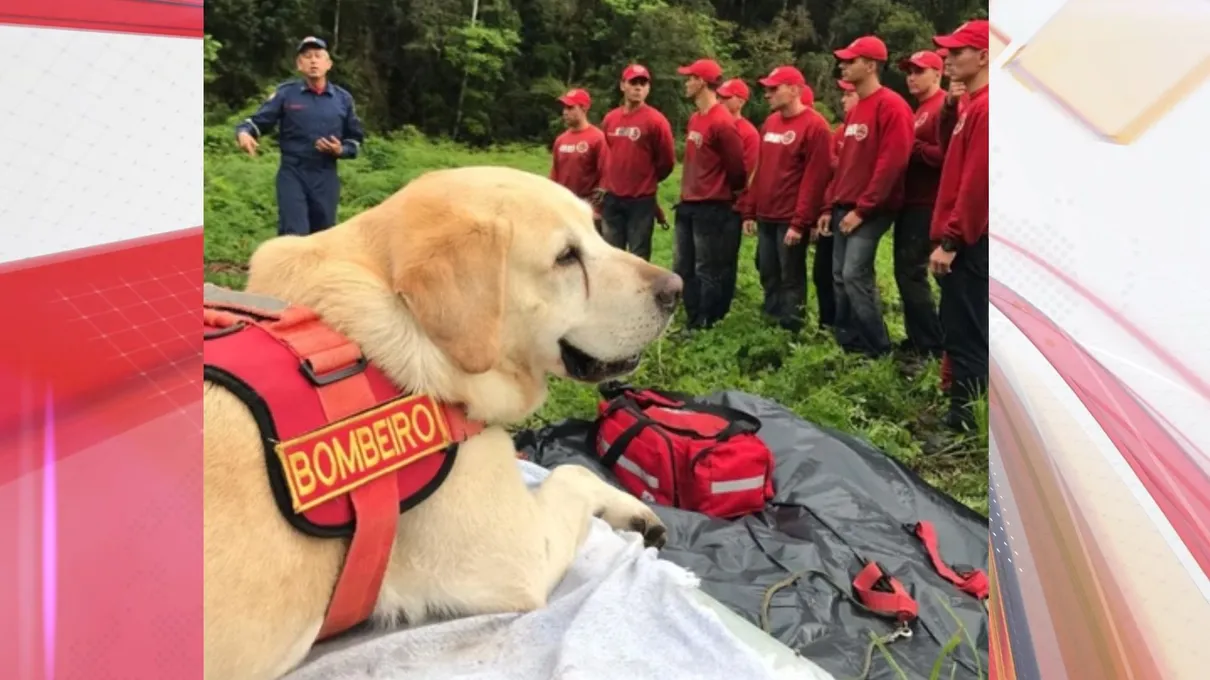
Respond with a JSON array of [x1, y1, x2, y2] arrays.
[[275, 394, 453, 513]]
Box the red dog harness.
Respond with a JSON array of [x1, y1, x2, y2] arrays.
[[202, 284, 483, 639]]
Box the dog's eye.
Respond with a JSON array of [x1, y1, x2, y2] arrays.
[[555, 245, 580, 267]]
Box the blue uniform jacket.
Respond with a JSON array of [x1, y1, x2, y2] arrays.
[[235, 80, 366, 168]]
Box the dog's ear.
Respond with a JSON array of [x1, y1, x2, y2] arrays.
[[392, 221, 509, 375]]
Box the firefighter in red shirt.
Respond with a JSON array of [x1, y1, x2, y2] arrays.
[[819, 79, 859, 330], [818, 35, 915, 358], [718, 78, 761, 317], [718, 79, 761, 175], [892, 51, 947, 360], [674, 59, 749, 331], [935, 46, 962, 394], [737, 66, 833, 333], [930, 20, 990, 431], [549, 88, 609, 233], [599, 64, 677, 262], [831, 79, 859, 166]]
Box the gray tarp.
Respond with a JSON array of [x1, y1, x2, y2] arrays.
[[514, 390, 990, 680]]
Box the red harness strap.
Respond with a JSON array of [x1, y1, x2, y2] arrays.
[[912, 521, 989, 600], [851, 561, 919, 623], [260, 307, 399, 639]]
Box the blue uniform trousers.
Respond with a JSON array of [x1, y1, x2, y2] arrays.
[[276, 163, 340, 236]]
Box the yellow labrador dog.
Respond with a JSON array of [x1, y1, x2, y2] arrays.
[[204, 166, 681, 680]]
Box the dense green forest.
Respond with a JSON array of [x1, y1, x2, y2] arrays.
[[204, 0, 987, 144]]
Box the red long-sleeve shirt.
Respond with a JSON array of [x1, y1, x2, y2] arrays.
[[680, 103, 748, 202], [733, 115, 761, 211], [549, 125, 608, 200], [931, 85, 988, 245], [600, 104, 676, 198], [823, 86, 914, 218], [903, 89, 946, 208], [831, 123, 846, 170], [739, 107, 833, 232]]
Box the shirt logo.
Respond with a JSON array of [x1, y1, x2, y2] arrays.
[[845, 123, 869, 141], [286, 103, 306, 111], [915, 111, 930, 129], [762, 130, 797, 145], [687, 131, 704, 147], [953, 114, 967, 136], [557, 141, 590, 154], [611, 126, 642, 141]]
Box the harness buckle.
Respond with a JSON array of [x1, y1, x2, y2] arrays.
[[301, 355, 369, 386]]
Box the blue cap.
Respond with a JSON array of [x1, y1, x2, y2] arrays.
[[297, 36, 327, 53]]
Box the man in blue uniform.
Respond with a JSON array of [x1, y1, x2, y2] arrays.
[[235, 37, 366, 236]]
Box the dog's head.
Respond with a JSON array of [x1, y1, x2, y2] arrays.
[[363, 166, 680, 420]]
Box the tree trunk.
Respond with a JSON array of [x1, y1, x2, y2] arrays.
[[333, 0, 341, 53], [451, 0, 480, 141]]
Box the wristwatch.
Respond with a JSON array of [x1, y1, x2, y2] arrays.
[[940, 237, 961, 253]]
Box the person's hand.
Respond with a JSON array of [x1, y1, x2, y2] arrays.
[[839, 211, 863, 234], [945, 80, 966, 107], [742, 219, 757, 237], [315, 136, 343, 156], [783, 228, 803, 246], [656, 205, 671, 230], [237, 131, 258, 157], [816, 213, 832, 236], [929, 246, 957, 275]]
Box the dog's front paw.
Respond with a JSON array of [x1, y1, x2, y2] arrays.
[[599, 494, 667, 549], [627, 511, 667, 549]]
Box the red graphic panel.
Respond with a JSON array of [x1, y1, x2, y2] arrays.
[[0, 228, 204, 680], [0, 0, 203, 38]]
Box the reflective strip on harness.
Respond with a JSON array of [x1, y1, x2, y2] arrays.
[[710, 476, 766, 494], [912, 520, 990, 600], [615, 454, 660, 489]]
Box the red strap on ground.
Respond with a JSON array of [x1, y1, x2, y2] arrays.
[[852, 562, 919, 622], [914, 521, 990, 600], [262, 306, 403, 641]]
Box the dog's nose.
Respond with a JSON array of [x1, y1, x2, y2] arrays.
[[653, 273, 683, 313]]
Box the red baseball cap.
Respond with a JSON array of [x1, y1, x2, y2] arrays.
[[934, 20, 990, 51], [836, 79, 856, 92], [800, 86, 816, 108], [936, 47, 950, 58], [621, 64, 650, 82], [558, 88, 591, 109], [897, 50, 944, 72], [834, 36, 888, 62], [677, 59, 724, 84], [759, 65, 806, 88], [717, 78, 750, 101]]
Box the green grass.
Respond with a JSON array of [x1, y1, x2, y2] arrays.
[[204, 126, 989, 515]]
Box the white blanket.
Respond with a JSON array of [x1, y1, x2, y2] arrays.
[[286, 461, 835, 680]]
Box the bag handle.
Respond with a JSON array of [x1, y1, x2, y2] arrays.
[[599, 419, 653, 468], [622, 390, 763, 441]]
